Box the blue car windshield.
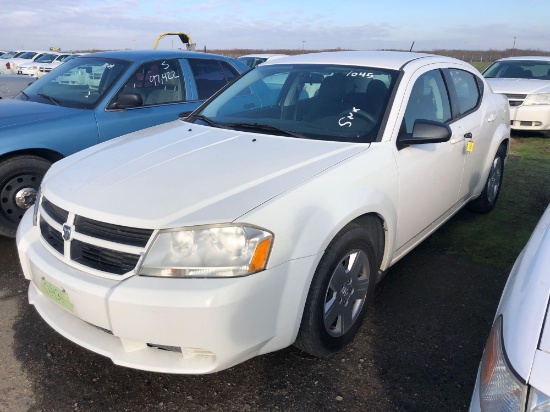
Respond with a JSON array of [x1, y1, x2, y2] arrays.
[[192, 64, 399, 143], [21, 57, 130, 109]]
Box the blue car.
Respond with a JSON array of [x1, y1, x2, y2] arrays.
[[0, 50, 248, 237]]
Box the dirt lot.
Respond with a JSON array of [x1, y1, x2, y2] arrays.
[[1, 136, 548, 412]]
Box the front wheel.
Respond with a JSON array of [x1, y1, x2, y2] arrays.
[[467, 147, 505, 214], [0, 155, 52, 238], [294, 221, 379, 357]]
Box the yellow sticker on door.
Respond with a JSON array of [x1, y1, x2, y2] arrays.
[[466, 141, 474, 153]]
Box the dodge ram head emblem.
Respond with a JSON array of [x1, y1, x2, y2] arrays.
[[62, 224, 72, 241]]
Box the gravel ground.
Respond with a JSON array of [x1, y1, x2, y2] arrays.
[[0, 208, 507, 412]]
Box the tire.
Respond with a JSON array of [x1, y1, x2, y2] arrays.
[[294, 221, 379, 357], [0, 155, 52, 238], [467, 146, 505, 214]]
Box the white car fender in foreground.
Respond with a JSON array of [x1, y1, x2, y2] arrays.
[[470, 204, 550, 410]]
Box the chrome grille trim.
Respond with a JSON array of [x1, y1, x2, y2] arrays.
[[38, 199, 153, 278]]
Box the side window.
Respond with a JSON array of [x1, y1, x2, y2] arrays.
[[119, 59, 185, 106], [404, 70, 452, 134], [447, 69, 481, 116], [220, 61, 238, 83], [188, 59, 230, 100]]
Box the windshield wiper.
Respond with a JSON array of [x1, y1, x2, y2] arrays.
[[37, 93, 61, 106], [225, 122, 308, 139], [187, 114, 231, 129], [19, 90, 30, 100]]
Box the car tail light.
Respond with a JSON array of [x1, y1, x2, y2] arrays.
[[6, 62, 10, 69]]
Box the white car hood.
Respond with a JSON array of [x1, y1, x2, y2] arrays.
[[486, 78, 550, 94], [43, 121, 368, 229]]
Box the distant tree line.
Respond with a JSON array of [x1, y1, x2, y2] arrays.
[[207, 47, 550, 63], [68, 47, 550, 64]]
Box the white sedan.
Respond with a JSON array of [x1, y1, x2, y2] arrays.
[[0, 51, 49, 74], [16, 52, 68, 77], [484, 56, 550, 136], [17, 51, 510, 374], [469, 204, 550, 411]]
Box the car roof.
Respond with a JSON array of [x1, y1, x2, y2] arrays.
[[84, 49, 237, 62], [239, 54, 287, 59], [496, 56, 550, 62], [259, 50, 462, 70]]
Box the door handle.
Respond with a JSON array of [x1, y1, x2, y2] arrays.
[[487, 113, 496, 122], [464, 132, 472, 139]]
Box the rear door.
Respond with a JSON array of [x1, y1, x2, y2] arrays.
[[443, 68, 491, 201]]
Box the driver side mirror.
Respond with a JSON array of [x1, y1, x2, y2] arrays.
[[398, 119, 452, 149], [109, 92, 143, 110]]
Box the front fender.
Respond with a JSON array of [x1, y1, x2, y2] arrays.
[[236, 143, 399, 348]]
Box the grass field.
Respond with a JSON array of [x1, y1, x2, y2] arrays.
[[470, 61, 491, 73], [430, 135, 550, 269]]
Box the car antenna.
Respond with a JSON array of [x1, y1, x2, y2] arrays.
[[409, 41, 415, 52]]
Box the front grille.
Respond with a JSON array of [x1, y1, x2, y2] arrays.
[[505, 93, 526, 107], [42, 198, 69, 224], [39, 217, 64, 254], [74, 216, 152, 247], [71, 240, 140, 275], [39, 199, 152, 277]]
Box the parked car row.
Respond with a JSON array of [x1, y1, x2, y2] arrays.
[[0, 50, 84, 78]]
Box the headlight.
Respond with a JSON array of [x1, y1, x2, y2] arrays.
[[138, 224, 273, 278], [523, 93, 550, 106], [527, 387, 550, 411], [479, 316, 527, 411]]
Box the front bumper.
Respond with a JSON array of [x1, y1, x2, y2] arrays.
[[17, 211, 317, 374], [510, 105, 550, 132]]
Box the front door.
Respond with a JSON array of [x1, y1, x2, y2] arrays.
[[394, 68, 466, 250]]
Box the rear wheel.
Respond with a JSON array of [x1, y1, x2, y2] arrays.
[[467, 147, 505, 214], [0, 155, 51, 238], [295, 221, 379, 357]]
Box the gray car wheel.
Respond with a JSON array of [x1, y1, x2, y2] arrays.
[[295, 220, 380, 357]]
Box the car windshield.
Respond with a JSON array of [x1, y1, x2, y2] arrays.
[[483, 60, 550, 80], [1, 51, 18, 59], [191, 64, 399, 143], [21, 57, 129, 109], [17, 52, 38, 59], [35, 53, 58, 63]]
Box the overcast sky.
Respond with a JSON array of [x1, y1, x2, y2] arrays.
[[2, 0, 550, 52]]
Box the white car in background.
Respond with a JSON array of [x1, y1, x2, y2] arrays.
[[238, 53, 288, 68], [17, 51, 510, 374], [1, 51, 49, 74], [17, 53, 67, 77], [484, 56, 550, 136], [36, 53, 81, 78], [469, 204, 550, 411]]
